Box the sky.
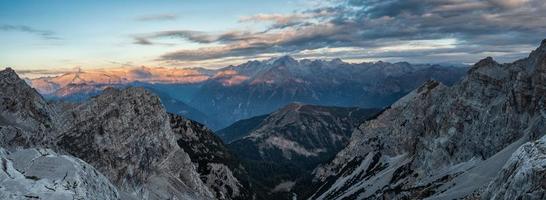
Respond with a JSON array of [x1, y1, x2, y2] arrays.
[[1, 0, 546, 72]]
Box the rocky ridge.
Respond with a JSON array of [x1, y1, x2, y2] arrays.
[[56, 87, 214, 199], [0, 68, 58, 148], [0, 68, 246, 199], [307, 40, 546, 199], [170, 113, 253, 200], [482, 134, 546, 199]]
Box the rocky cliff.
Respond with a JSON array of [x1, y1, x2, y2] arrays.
[[0, 68, 59, 148], [170, 113, 254, 200], [57, 87, 214, 199], [482, 134, 546, 199], [308, 40, 546, 199], [0, 67, 241, 199]]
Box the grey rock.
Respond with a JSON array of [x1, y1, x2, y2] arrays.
[[0, 68, 58, 148], [57, 87, 214, 199], [309, 40, 546, 199], [0, 147, 120, 200], [170, 113, 253, 200], [482, 135, 546, 200]]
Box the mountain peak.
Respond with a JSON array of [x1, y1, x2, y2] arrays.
[[273, 55, 298, 66], [469, 56, 499, 73], [0, 67, 19, 80]]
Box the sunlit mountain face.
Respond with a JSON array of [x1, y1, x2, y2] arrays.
[[25, 57, 468, 129], [2, 0, 546, 200]]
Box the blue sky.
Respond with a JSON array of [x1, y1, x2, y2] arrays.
[[0, 0, 312, 70], [1, 0, 546, 71]]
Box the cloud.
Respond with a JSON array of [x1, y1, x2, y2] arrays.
[[0, 25, 60, 40], [136, 14, 177, 21], [145, 0, 546, 64], [133, 37, 153, 45]]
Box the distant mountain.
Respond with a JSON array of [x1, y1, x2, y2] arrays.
[[27, 57, 468, 130], [189, 57, 468, 128], [217, 114, 268, 143], [29, 66, 213, 95], [219, 103, 381, 199], [145, 87, 221, 129], [34, 81, 219, 129], [305, 40, 546, 200]]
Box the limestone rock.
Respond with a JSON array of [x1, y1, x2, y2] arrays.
[[308, 40, 546, 200], [0, 147, 120, 200], [482, 135, 546, 200], [57, 87, 214, 199], [170, 114, 253, 200], [0, 68, 58, 148]]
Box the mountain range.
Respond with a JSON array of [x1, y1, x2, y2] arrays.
[[0, 68, 250, 199], [1, 40, 545, 200], [304, 40, 546, 199], [26, 57, 468, 130]]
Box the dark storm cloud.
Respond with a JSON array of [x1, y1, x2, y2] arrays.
[[148, 0, 546, 64], [0, 25, 60, 40]]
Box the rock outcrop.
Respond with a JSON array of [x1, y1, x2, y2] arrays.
[[0, 147, 120, 200], [170, 113, 253, 200], [57, 87, 214, 199], [308, 40, 546, 199], [0, 68, 58, 148], [482, 135, 546, 200], [1, 66, 254, 199]]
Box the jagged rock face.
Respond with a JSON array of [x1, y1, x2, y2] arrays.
[[223, 103, 381, 199], [483, 135, 546, 200], [309, 41, 546, 200], [169, 114, 253, 200], [0, 147, 120, 200], [0, 68, 58, 148], [57, 87, 213, 199]]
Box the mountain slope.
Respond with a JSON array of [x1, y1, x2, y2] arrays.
[[0, 68, 59, 148], [1, 67, 257, 200], [482, 134, 546, 199], [0, 147, 120, 200], [308, 40, 546, 200], [169, 113, 254, 200], [224, 103, 382, 199], [217, 114, 268, 143], [56, 87, 214, 199]]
